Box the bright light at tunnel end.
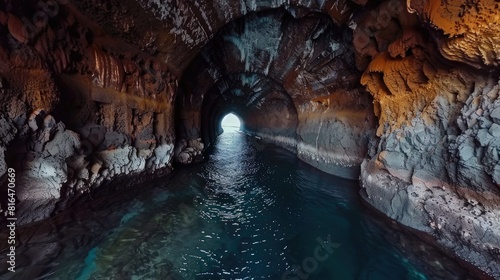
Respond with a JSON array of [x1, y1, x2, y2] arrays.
[[221, 113, 241, 132]]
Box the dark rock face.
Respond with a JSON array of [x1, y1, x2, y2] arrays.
[[0, 0, 499, 277]]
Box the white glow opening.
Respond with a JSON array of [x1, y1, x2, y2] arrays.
[[221, 113, 241, 132]]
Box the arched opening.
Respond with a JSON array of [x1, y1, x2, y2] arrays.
[[173, 8, 368, 171], [220, 113, 242, 133]]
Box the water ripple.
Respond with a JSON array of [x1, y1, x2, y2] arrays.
[[39, 131, 477, 280]]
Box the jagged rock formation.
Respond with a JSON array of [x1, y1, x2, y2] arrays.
[[0, 0, 499, 277], [0, 0, 176, 224], [351, 0, 500, 276], [408, 0, 500, 68]]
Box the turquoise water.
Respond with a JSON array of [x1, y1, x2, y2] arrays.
[[43, 131, 472, 279]]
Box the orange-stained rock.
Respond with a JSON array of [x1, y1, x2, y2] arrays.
[[409, 0, 500, 68], [352, 0, 420, 69]]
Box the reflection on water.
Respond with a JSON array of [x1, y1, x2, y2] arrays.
[[17, 132, 476, 279]]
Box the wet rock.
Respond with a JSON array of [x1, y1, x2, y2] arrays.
[[0, 115, 17, 176], [361, 159, 500, 278], [16, 121, 81, 223], [176, 151, 192, 164], [79, 139, 93, 156], [490, 107, 500, 124], [134, 128, 155, 150], [378, 151, 405, 170], [66, 154, 88, 171], [43, 115, 56, 128], [174, 139, 187, 155], [90, 161, 102, 175], [149, 143, 173, 168], [77, 168, 90, 180], [0, 0, 499, 277], [476, 129, 492, 147], [187, 138, 204, 153]]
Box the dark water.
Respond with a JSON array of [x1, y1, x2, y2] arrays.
[[19, 131, 475, 279]]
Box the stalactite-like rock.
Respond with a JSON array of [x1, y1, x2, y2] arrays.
[[408, 0, 500, 68]]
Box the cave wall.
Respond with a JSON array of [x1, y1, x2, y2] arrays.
[[0, 0, 177, 224], [0, 0, 375, 223], [352, 0, 500, 276]]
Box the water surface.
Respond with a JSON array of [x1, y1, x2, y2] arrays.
[[14, 131, 475, 279]]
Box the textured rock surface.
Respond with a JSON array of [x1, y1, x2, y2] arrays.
[[352, 0, 500, 277], [296, 89, 375, 178], [0, 0, 176, 224], [0, 0, 499, 277], [408, 0, 500, 68]]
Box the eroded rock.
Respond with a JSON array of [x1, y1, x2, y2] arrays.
[[0, 0, 499, 277]]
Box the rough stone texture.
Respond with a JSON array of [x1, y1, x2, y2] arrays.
[[296, 89, 375, 178], [408, 0, 500, 68], [361, 160, 500, 277], [352, 0, 500, 277], [72, 0, 360, 75], [0, 0, 177, 224], [0, 114, 17, 178]]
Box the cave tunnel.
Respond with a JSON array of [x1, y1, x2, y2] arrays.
[[1, 0, 500, 278], [174, 8, 371, 172]]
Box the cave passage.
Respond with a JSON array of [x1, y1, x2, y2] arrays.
[[173, 7, 372, 177], [1, 0, 499, 278], [38, 132, 472, 279]]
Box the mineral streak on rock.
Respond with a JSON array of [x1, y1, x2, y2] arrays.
[[0, 0, 499, 277]]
